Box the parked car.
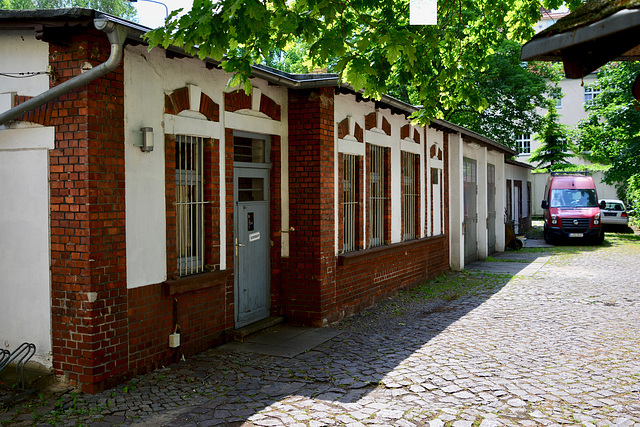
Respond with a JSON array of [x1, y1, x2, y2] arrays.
[[541, 172, 605, 245], [599, 199, 629, 228]]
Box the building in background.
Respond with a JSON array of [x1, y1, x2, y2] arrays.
[[519, 9, 619, 215]]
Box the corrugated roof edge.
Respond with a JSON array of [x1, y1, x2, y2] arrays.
[[0, 8, 518, 157]]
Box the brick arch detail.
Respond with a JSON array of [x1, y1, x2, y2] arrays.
[[337, 117, 363, 142], [224, 89, 281, 121], [164, 87, 220, 122]]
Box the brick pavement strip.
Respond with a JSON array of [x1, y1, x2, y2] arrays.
[[4, 235, 640, 426]]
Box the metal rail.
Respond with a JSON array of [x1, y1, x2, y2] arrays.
[[0, 343, 36, 389]]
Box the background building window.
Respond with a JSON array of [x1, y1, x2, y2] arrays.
[[516, 134, 531, 154], [584, 86, 600, 105], [555, 95, 562, 109], [176, 135, 205, 276]]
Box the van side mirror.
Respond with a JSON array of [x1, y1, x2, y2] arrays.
[[599, 200, 606, 209], [541, 200, 548, 210]]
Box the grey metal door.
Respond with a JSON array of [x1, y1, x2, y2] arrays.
[[234, 166, 270, 328], [463, 158, 478, 264], [487, 163, 496, 254]]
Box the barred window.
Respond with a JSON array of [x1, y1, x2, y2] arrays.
[[342, 154, 359, 252], [403, 152, 418, 240], [176, 135, 205, 276], [370, 145, 386, 248]]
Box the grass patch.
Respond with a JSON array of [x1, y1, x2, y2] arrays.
[[405, 270, 511, 302]]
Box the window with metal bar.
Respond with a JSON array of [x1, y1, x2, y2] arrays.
[[342, 154, 359, 252], [403, 152, 418, 240], [176, 135, 205, 276], [369, 145, 386, 248]]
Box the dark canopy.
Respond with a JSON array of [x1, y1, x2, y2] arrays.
[[521, 0, 640, 78]]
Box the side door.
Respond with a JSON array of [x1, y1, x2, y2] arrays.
[[463, 158, 478, 264], [233, 132, 271, 328]]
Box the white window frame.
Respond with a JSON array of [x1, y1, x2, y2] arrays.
[[584, 86, 600, 105], [516, 134, 531, 155]]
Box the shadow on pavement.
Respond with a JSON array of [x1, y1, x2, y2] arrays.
[[4, 243, 558, 426]]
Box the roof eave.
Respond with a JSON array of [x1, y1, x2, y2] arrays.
[[521, 8, 640, 78]]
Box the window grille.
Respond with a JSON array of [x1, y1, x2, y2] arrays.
[[403, 152, 418, 240], [176, 135, 205, 276], [342, 154, 358, 252], [370, 145, 386, 248]]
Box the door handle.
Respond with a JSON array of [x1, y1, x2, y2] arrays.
[[235, 238, 245, 256]]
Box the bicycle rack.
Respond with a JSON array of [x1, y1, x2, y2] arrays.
[[0, 343, 36, 389]]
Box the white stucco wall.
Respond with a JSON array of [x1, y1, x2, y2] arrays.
[[124, 45, 288, 288], [505, 163, 533, 234], [0, 30, 54, 367], [450, 139, 523, 270], [0, 30, 50, 96], [516, 73, 597, 165], [0, 127, 54, 367]]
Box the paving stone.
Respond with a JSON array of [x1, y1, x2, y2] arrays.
[[4, 237, 640, 427]]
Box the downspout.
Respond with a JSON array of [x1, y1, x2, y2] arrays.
[[0, 16, 127, 126]]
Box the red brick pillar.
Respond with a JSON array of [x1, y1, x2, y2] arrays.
[[284, 88, 336, 326], [48, 31, 128, 393]]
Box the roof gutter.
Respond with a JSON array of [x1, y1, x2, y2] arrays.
[[0, 15, 127, 126]]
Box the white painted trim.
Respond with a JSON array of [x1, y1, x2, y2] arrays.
[[0, 126, 55, 150], [187, 84, 202, 113], [280, 101, 290, 258], [365, 129, 393, 148], [401, 139, 421, 155], [449, 132, 464, 271], [252, 88, 262, 112], [338, 138, 366, 156], [225, 111, 282, 135], [164, 113, 221, 138]]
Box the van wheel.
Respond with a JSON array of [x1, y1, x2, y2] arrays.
[[594, 229, 605, 245], [543, 224, 554, 245]]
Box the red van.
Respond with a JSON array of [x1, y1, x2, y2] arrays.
[[541, 172, 606, 245]]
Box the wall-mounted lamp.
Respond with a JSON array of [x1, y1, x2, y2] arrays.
[[134, 127, 154, 152]]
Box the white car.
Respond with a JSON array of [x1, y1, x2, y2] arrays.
[[599, 199, 629, 227]]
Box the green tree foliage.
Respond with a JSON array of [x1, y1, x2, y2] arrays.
[[576, 62, 640, 206], [146, 0, 577, 125], [446, 39, 562, 148], [0, 0, 136, 19], [264, 38, 312, 74], [529, 104, 572, 170]]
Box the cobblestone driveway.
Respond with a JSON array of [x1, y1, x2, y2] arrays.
[[4, 236, 640, 426]]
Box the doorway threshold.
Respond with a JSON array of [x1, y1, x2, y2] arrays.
[[233, 316, 284, 342]]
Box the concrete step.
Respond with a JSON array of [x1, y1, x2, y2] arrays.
[[233, 316, 284, 342]]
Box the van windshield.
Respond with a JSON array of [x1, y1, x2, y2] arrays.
[[550, 189, 598, 208]]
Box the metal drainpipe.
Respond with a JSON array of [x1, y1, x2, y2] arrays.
[[0, 16, 127, 127]]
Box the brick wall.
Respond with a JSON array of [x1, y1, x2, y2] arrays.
[[283, 87, 336, 325], [333, 235, 449, 323], [44, 30, 128, 394]]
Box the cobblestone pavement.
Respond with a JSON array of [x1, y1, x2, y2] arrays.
[[3, 235, 640, 426]]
